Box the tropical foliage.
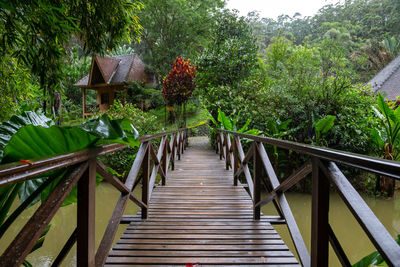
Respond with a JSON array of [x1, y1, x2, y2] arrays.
[[0, 0, 142, 118], [0, 111, 137, 262], [353, 234, 400, 267]]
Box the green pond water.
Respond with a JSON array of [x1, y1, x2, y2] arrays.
[[1, 183, 399, 266]]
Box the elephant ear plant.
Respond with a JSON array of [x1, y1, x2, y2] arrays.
[[208, 108, 260, 135], [0, 111, 138, 264]]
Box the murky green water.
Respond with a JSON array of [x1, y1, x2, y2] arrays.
[[1, 183, 399, 266], [261, 191, 400, 266], [0, 183, 140, 267]]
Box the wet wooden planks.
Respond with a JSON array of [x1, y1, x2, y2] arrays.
[[106, 137, 298, 266]]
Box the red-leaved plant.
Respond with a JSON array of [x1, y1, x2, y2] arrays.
[[162, 57, 196, 106]]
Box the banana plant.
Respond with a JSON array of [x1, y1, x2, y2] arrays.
[[370, 93, 400, 161]]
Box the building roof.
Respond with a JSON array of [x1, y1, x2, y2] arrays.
[[74, 54, 146, 87], [368, 55, 400, 101]]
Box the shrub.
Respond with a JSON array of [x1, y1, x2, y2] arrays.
[[99, 101, 160, 176], [162, 57, 196, 106]]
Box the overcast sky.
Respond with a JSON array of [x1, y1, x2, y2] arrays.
[[226, 0, 341, 19]]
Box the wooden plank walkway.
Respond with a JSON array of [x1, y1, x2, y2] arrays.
[[106, 137, 300, 266]]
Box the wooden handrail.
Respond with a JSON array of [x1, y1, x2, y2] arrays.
[[0, 128, 188, 267], [220, 129, 400, 179], [0, 143, 125, 186], [217, 128, 400, 267]]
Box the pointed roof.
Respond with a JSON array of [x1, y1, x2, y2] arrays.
[[93, 55, 120, 84], [75, 54, 146, 87], [368, 55, 400, 101]]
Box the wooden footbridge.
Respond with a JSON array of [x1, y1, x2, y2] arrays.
[[1, 128, 400, 266]]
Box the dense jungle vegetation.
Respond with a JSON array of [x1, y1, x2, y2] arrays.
[[1, 1, 400, 265], [1, 0, 400, 195]]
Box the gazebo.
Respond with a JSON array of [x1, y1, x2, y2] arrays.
[[75, 53, 151, 118]]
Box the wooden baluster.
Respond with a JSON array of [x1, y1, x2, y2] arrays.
[[171, 134, 176, 170], [253, 142, 262, 220], [185, 129, 189, 148], [141, 143, 150, 219], [219, 132, 224, 160], [77, 159, 96, 267], [180, 131, 184, 155], [225, 133, 230, 170], [311, 157, 330, 267], [177, 132, 181, 160], [162, 137, 168, 185], [216, 133, 219, 154], [233, 136, 239, 186]]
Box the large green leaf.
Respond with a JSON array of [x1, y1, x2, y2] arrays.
[[217, 108, 232, 130], [238, 118, 252, 133], [369, 128, 385, 148], [377, 93, 397, 124], [315, 115, 336, 134], [0, 111, 53, 161], [0, 113, 135, 164], [0, 112, 137, 242], [353, 235, 400, 267]]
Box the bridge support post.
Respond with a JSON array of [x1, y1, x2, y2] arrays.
[[311, 157, 330, 267], [77, 159, 96, 267], [253, 142, 262, 220]]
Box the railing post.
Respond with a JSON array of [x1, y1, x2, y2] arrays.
[[233, 136, 239, 186], [253, 142, 262, 220], [162, 138, 168, 186], [225, 133, 230, 170], [77, 159, 96, 267], [141, 142, 150, 219], [311, 157, 330, 267]]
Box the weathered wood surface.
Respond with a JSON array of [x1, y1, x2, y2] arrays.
[[106, 137, 298, 266]]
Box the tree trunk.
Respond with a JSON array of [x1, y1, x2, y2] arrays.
[[183, 103, 187, 127], [54, 91, 62, 125], [381, 176, 395, 197]]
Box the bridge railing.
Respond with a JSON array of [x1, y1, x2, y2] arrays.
[[216, 129, 400, 267], [0, 128, 187, 267]]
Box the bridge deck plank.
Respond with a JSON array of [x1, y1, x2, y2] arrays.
[[106, 137, 298, 266]]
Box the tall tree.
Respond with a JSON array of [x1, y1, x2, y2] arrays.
[[196, 9, 258, 89], [134, 0, 224, 79]]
